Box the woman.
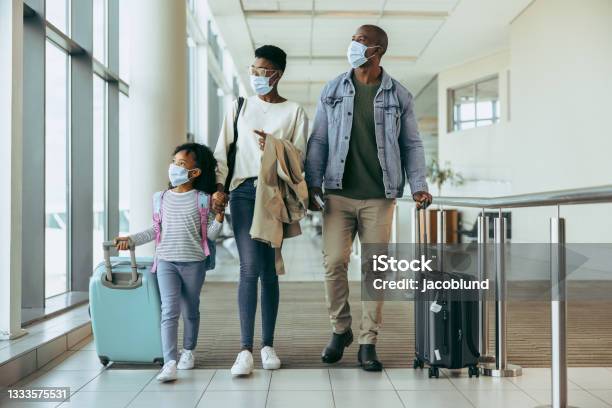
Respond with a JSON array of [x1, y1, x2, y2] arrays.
[[213, 45, 308, 375]]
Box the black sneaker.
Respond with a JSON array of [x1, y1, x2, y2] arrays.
[[321, 329, 353, 364]]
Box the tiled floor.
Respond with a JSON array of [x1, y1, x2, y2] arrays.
[[1, 337, 611, 408], [3, 232, 612, 407]]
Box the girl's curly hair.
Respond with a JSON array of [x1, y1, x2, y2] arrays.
[[169, 142, 217, 194]]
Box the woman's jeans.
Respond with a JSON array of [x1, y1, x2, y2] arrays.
[[156, 260, 207, 363], [230, 178, 279, 349]]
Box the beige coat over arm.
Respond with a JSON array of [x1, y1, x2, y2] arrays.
[[250, 137, 309, 274]]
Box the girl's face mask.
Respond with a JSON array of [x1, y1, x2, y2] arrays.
[[168, 163, 198, 187]]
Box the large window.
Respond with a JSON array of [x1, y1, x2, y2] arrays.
[[186, 4, 242, 145], [119, 1, 130, 81], [187, 40, 197, 140], [118, 93, 130, 236], [449, 76, 500, 132], [45, 41, 69, 299], [45, 0, 69, 33], [21, 0, 130, 320], [93, 0, 107, 64], [93, 75, 107, 266]]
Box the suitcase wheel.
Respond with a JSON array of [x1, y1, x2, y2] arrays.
[[412, 358, 424, 369], [153, 358, 164, 366], [468, 365, 480, 378], [99, 356, 110, 366], [428, 366, 439, 378]]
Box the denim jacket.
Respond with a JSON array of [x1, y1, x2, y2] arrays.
[[305, 68, 428, 198]]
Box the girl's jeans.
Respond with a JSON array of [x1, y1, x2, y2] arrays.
[[230, 178, 279, 349], [156, 260, 207, 363]]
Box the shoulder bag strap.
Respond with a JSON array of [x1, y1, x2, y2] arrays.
[[224, 96, 245, 193]]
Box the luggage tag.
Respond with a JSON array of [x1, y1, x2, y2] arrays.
[[430, 292, 442, 313]]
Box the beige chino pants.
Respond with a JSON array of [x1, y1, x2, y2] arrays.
[[322, 194, 396, 344]]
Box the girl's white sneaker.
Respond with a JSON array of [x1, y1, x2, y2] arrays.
[[177, 349, 195, 370], [230, 350, 254, 376], [156, 360, 177, 382], [261, 346, 281, 370]]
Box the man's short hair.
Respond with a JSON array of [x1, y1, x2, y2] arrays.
[[360, 24, 388, 55], [254, 45, 287, 71]]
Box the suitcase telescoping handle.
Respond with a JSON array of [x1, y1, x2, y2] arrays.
[[102, 240, 138, 284], [413, 202, 430, 252]]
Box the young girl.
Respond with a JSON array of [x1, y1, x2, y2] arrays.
[[115, 143, 223, 382]]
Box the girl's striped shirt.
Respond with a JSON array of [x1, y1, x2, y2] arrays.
[[129, 189, 222, 262]]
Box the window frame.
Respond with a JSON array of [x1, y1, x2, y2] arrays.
[[447, 75, 500, 133]]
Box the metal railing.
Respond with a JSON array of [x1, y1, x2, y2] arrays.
[[424, 184, 612, 208], [403, 184, 612, 408]]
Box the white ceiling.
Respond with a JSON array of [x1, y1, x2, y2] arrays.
[[208, 0, 533, 117]]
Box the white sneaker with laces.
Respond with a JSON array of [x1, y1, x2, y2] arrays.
[[177, 349, 195, 370], [156, 360, 177, 382], [261, 346, 281, 370], [230, 350, 254, 376]]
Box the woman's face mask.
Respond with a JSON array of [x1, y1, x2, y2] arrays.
[[250, 75, 272, 95], [250, 74, 277, 95], [347, 40, 380, 68], [168, 163, 198, 187], [248, 65, 281, 96]]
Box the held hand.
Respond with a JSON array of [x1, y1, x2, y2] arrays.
[[308, 187, 324, 211], [215, 210, 225, 223], [254, 129, 269, 151], [114, 237, 130, 251], [413, 191, 433, 209], [212, 191, 228, 213]]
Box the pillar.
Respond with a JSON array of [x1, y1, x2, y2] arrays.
[[129, 0, 187, 254], [0, 0, 26, 340]]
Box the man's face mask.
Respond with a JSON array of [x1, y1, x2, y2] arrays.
[[347, 40, 380, 68]]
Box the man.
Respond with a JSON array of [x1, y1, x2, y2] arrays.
[[305, 25, 432, 371]]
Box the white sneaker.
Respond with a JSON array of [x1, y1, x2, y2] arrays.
[[261, 346, 281, 370], [177, 349, 195, 370], [156, 360, 177, 382], [231, 350, 254, 376]]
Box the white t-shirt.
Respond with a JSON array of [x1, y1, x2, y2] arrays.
[[214, 95, 308, 191]]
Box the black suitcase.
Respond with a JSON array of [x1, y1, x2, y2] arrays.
[[413, 270, 481, 378], [412, 209, 480, 378]]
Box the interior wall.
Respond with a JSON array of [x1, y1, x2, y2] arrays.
[[508, 0, 612, 242], [437, 51, 512, 198], [435, 0, 612, 242]]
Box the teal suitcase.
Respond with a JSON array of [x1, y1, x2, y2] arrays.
[[89, 241, 164, 366]]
